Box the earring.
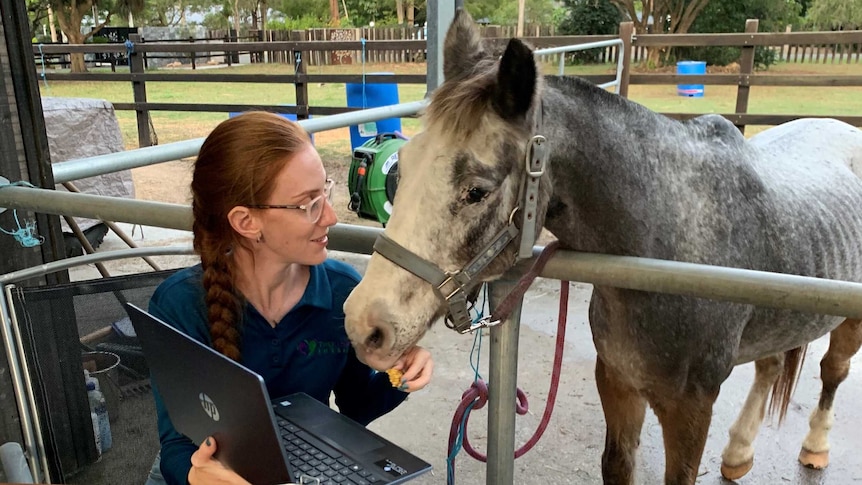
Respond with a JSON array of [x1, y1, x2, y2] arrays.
[[256, 233, 264, 244]]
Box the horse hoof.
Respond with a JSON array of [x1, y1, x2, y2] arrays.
[[799, 448, 829, 469], [721, 459, 753, 480]]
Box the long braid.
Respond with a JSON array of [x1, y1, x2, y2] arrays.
[[196, 225, 242, 361]]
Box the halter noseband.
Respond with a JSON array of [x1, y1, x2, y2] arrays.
[[373, 106, 549, 333]]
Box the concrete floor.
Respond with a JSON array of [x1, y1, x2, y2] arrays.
[[367, 273, 862, 485]]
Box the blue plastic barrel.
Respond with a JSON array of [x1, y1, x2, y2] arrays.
[[228, 107, 313, 143], [676, 61, 706, 97], [346, 73, 401, 151]]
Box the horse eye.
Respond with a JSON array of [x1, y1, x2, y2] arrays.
[[466, 186, 487, 204]]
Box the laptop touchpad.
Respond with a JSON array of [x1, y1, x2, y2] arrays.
[[316, 421, 385, 455]]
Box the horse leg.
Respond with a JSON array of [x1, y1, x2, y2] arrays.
[[595, 356, 647, 485], [650, 386, 720, 485], [719, 354, 784, 479], [799, 318, 862, 469]]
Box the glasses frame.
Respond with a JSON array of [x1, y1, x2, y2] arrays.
[[246, 179, 335, 223]]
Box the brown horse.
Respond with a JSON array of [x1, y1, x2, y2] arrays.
[[344, 10, 862, 485]]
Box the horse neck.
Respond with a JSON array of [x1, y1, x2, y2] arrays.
[[539, 77, 686, 254]]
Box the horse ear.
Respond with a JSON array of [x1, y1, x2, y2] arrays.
[[443, 8, 487, 81], [492, 38, 537, 122]]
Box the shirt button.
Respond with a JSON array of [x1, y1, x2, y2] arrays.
[[273, 356, 280, 363], [271, 339, 279, 346]]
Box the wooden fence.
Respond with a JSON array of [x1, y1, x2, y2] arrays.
[[31, 23, 862, 148]]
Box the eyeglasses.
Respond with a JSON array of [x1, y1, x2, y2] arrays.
[[247, 179, 334, 223]]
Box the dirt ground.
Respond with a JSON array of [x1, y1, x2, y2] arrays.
[[92, 140, 862, 485]]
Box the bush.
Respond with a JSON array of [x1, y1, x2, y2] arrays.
[[557, 0, 620, 64], [673, 45, 778, 70], [267, 15, 326, 31]]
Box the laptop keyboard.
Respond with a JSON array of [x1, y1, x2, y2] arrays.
[[277, 418, 384, 485]]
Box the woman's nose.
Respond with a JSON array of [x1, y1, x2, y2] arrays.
[[319, 198, 338, 226]]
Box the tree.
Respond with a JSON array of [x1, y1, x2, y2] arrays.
[[558, 0, 621, 63], [807, 0, 862, 29], [271, 0, 328, 21], [678, 0, 802, 66], [609, 0, 713, 65], [50, 0, 146, 72], [27, 0, 51, 41], [465, 0, 558, 26], [559, 0, 621, 36], [132, 0, 214, 27]]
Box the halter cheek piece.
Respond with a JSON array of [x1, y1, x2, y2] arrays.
[[373, 107, 549, 333]]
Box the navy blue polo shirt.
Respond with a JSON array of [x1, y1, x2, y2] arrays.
[[149, 259, 406, 485]]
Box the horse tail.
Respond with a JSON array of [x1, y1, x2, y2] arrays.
[[768, 345, 808, 424]]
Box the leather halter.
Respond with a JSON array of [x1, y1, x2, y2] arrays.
[[373, 105, 549, 333]]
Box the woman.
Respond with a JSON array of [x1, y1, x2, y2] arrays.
[[146, 112, 433, 485]]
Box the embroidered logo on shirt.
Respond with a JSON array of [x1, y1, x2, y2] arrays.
[[297, 339, 351, 356]]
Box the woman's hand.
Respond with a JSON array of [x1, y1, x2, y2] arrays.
[[188, 436, 251, 485], [392, 346, 434, 392]]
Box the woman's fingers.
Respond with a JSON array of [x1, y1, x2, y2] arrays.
[[190, 436, 217, 468]]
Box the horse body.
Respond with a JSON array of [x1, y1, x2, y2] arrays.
[[344, 9, 862, 484], [541, 76, 862, 372]]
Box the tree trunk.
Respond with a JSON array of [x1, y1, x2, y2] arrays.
[[233, 0, 241, 37], [407, 0, 414, 26], [67, 30, 86, 72], [52, 0, 93, 73], [396, 0, 404, 25], [516, 0, 525, 37], [329, 0, 339, 26], [47, 5, 58, 42]]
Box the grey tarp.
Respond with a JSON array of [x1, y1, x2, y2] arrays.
[[41, 97, 135, 232]]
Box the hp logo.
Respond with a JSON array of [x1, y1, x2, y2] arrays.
[[199, 393, 220, 421]]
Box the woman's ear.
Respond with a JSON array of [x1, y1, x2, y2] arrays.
[[227, 206, 262, 242]]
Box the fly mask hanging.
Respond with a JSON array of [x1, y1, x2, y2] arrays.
[[373, 106, 549, 333]]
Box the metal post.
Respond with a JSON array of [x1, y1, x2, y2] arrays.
[[425, 0, 456, 94], [486, 280, 523, 484]]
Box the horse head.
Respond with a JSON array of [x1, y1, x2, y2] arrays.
[[344, 9, 552, 370]]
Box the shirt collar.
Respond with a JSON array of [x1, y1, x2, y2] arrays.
[[294, 263, 332, 311]]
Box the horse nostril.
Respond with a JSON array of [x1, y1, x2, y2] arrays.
[[365, 326, 385, 350]]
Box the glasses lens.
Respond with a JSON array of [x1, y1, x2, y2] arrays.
[[308, 196, 324, 223], [324, 179, 334, 201], [308, 180, 334, 223]]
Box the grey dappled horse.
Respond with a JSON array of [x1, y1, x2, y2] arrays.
[[343, 10, 862, 485]]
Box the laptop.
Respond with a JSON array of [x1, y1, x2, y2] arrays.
[[126, 303, 432, 485]]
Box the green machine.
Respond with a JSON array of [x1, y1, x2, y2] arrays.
[[347, 133, 405, 225]]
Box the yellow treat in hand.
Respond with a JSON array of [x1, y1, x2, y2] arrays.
[[386, 368, 403, 387]]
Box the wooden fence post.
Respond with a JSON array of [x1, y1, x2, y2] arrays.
[[735, 19, 759, 134], [127, 34, 152, 147], [224, 34, 232, 67], [619, 21, 634, 98], [291, 30, 309, 121], [189, 36, 196, 70]]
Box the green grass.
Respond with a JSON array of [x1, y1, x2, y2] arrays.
[[38, 60, 862, 149]]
